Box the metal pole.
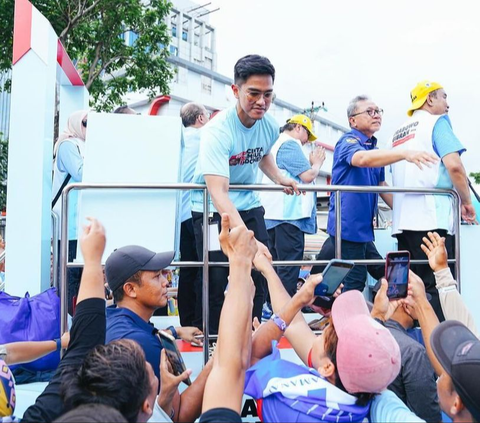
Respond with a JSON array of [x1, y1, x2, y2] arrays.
[[59, 186, 70, 352], [334, 190, 342, 259], [453, 192, 461, 292], [51, 211, 59, 291], [202, 188, 210, 364]]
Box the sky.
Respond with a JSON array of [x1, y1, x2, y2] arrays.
[[208, 0, 480, 173]]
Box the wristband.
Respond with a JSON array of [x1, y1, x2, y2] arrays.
[[54, 338, 62, 352], [167, 326, 179, 339], [270, 314, 287, 331]]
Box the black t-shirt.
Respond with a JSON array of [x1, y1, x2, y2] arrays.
[[22, 298, 106, 422], [199, 407, 242, 423]]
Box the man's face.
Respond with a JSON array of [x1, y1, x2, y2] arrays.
[[437, 372, 457, 418], [232, 75, 274, 123], [429, 89, 449, 115], [349, 100, 382, 137], [136, 270, 169, 309]]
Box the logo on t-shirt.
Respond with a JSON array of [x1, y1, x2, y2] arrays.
[[229, 147, 264, 166]]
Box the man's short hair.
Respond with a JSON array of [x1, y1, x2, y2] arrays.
[[112, 270, 143, 303], [180, 103, 206, 127], [54, 404, 127, 423], [114, 105, 133, 114], [61, 340, 151, 423], [347, 95, 370, 118], [234, 55, 275, 85]]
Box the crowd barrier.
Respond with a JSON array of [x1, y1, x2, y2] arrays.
[[59, 183, 460, 362]]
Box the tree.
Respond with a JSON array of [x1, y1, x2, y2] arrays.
[[0, 0, 174, 110], [470, 172, 480, 185]]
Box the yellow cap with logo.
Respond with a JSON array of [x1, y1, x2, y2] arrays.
[[286, 114, 317, 142], [407, 80, 443, 116]]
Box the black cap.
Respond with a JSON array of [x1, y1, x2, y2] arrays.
[[431, 320, 480, 421], [105, 245, 174, 292]]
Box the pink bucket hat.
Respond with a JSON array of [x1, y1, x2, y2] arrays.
[[332, 290, 401, 394]]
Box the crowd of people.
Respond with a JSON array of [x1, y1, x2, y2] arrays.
[[1, 53, 480, 422]]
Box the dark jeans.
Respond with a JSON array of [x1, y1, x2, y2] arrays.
[[178, 218, 202, 328], [396, 230, 454, 321], [192, 206, 268, 334], [267, 223, 304, 297], [311, 236, 369, 292], [58, 240, 83, 316]]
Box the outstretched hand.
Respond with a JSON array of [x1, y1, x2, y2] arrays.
[[420, 231, 448, 272], [218, 213, 258, 262], [80, 217, 106, 264], [404, 150, 438, 170]]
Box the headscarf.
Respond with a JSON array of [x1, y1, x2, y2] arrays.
[[54, 109, 88, 156], [0, 360, 15, 418]]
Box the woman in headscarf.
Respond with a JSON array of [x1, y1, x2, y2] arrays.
[[52, 110, 88, 315]]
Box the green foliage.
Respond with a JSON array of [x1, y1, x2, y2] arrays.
[[469, 172, 480, 185], [0, 0, 174, 110], [0, 134, 7, 211]]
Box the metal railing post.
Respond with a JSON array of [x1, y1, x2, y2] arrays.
[[59, 186, 70, 352], [202, 188, 210, 364], [334, 190, 342, 259], [51, 211, 59, 291], [453, 191, 461, 292]]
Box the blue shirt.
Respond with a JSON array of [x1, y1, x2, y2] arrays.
[[327, 129, 385, 243], [191, 106, 279, 212], [106, 307, 163, 381], [180, 126, 201, 222], [265, 141, 317, 234], [432, 115, 465, 158]]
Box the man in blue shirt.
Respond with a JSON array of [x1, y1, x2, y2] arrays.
[[311, 95, 437, 292], [191, 55, 298, 332], [105, 245, 212, 421], [178, 102, 210, 329]]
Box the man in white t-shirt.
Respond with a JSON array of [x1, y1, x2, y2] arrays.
[[191, 54, 298, 333], [391, 80, 476, 320]]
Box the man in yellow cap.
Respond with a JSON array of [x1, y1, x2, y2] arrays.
[[260, 115, 326, 297], [390, 81, 476, 320]]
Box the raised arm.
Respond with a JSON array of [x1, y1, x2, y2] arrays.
[[201, 213, 258, 415], [259, 153, 300, 194]]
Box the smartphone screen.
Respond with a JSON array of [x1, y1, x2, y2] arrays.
[[157, 331, 192, 386], [385, 251, 410, 299], [313, 259, 354, 297]]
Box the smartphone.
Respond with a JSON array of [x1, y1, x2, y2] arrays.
[[385, 251, 410, 299], [313, 259, 355, 297], [157, 330, 192, 386]]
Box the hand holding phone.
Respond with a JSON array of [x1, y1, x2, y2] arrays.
[[312, 259, 354, 308], [157, 330, 192, 386], [385, 251, 410, 299]]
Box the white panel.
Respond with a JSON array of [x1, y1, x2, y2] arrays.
[[30, 6, 52, 65], [76, 113, 183, 263]]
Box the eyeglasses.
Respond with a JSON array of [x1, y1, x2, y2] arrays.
[[351, 108, 384, 117], [82, 120, 87, 128], [302, 125, 311, 139], [242, 88, 274, 103]]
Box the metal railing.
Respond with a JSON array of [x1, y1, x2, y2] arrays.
[[59, 183, 460, 362]]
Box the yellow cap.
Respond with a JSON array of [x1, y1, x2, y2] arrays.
[[286, 114, 317, 141], [407, 80, 443, 116]]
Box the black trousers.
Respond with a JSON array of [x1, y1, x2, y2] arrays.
[[58, 240, 82, 316], [192, 206, 268, 334], [178, 218, 202, 328], [267, 223, 304, 297], [396, 229, 454, 321]]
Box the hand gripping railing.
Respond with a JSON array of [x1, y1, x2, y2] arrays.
[[59, 183, 460, 362]]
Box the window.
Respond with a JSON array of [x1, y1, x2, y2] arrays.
[[169, 45, 178, 56], [182, 30, 188, 41], [172, 25, 177, 37]]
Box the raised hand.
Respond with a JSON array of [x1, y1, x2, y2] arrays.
[[218, 213, 258, 262], [80, 217, 106, 264], [420, 231, 448, 272]]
